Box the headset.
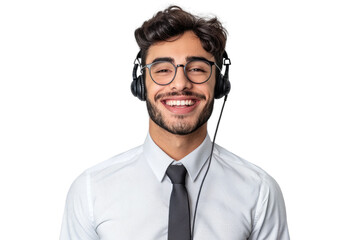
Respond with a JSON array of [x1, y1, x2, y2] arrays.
[[131, 51, 231, 100], [131, 50, 231, 239]]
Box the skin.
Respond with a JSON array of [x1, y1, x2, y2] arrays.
[[145, 31, 216, 160]]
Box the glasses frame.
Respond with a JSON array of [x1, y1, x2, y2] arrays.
[[141, 59, 221, 86]]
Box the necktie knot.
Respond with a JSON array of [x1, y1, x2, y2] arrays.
[[166, 165, 187, 185]]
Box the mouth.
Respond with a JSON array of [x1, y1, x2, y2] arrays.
[[160, 97, 200, 114], [163, 99, 196, 107]]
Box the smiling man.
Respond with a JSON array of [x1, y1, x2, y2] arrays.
[[145, 31, 217, 160], [60, 6, 290, 240]]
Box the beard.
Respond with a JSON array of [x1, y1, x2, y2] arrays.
[[146, 91, 214, 135]]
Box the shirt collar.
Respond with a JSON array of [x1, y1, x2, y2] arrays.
[[143, 133, 212, 183]]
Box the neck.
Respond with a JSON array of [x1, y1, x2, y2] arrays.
[[149, 119, 207, 161]]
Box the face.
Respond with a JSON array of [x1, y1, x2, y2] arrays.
[[145, 31, 216, 135]]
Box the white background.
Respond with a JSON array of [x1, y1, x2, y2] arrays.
[[1, 0, 359, 239]]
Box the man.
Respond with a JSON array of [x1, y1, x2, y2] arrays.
[[60, 6, 290, 240]]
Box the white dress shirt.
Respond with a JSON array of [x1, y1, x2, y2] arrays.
[[60, 133, 290, 240]]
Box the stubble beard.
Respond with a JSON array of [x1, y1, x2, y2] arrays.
[[146, 94, 214, 136]]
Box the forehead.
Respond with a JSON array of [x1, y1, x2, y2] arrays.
[[146, 31, 214, 64]]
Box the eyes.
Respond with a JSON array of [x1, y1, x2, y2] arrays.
[[144, 59, 215, 85], [151, 61, 210, 75]]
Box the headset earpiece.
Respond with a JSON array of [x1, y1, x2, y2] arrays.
[[131, 52, 146, 101], [214, 51, 231, 99]]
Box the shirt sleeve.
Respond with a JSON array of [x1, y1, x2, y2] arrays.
[[60, 171, 99, 240], [249, 175, 290, 240]]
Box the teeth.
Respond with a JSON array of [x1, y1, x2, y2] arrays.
[[165, 99, 195, 106]]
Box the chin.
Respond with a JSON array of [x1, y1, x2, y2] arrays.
[[146, 97, 214, 136], [165, 119, 206, 135]]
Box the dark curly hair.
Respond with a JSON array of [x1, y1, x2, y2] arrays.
[[134, 5, 227, 69]]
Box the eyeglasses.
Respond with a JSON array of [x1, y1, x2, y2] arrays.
[[142, 58, 221, 86]]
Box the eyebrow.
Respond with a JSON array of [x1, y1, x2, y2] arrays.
[[151, 57, 174, 63], [150, 56, 212, 64], [186, 56, 211, 62]]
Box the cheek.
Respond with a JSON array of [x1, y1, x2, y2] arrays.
[[145, 76, 162, 100], [207, 77, 217, 98], [144, 72, 153, 94]]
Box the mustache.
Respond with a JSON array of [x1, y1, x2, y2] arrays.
[[155, 91, 206, 101]]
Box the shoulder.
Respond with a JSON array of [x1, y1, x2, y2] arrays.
[[212, 144, 287, 221], [68, 145, 144, 192], [60, 146, 145, 240], [212, 144, 281, 191], [85, 144, 144, 176], [215, 144, 292, 239]]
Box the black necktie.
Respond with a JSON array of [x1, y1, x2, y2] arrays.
[[166, 165, 191, 240]]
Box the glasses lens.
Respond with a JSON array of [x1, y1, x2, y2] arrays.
[[149, 61, 175, 85], [185, 60, 212, 83]]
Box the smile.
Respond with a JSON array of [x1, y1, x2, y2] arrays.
[[165, 99, 195, 107], [160, 97, 200, 114]]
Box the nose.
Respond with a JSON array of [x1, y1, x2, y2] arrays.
[[170, 65, 193, 91]]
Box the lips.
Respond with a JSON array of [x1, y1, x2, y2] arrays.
[[160, 96, 200, 114], [164, 99, 195, 107]]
